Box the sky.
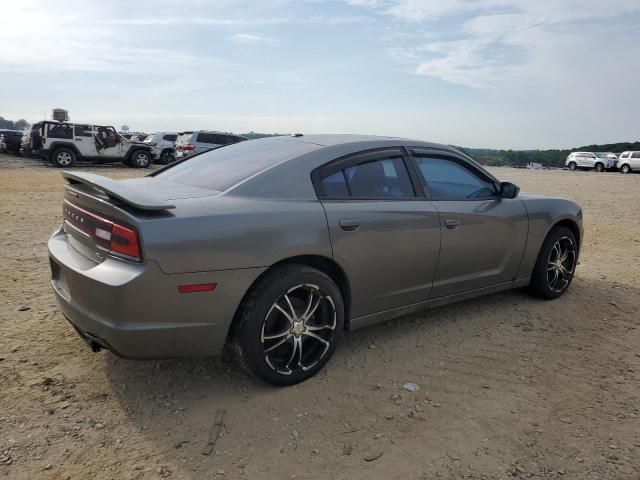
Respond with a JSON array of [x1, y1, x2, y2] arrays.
[[1, 0, 639, 149]]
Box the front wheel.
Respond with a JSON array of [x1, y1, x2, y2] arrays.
[[130, 150, 151, 168], [568, 162, 577, 171], [51, 148, 76, 168], [594, 163, 604, 172], [620, 164, 631, 174], [232, 265, 344, 386], [527, 226, 578, 300]]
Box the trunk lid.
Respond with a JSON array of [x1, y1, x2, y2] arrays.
[[60, 172, 217, 265]]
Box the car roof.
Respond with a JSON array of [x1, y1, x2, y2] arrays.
[[270, 133, 454, 150]]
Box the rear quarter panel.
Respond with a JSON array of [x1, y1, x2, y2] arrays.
[[139, 195, 333, 274]]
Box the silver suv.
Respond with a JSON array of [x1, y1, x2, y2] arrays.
[[175, 131, 247, 159], [617, 151, 640, 174], [143, 132, 178, 164], [565, 152, 617, 172]]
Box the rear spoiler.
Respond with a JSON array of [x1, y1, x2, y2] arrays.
[[62, 171, 175, 210]]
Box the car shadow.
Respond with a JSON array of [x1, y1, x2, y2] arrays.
[[101, 273, 636, 473]]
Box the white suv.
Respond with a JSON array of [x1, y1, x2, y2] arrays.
[[143, 132, 178, 164], [617, 151, 640, 174], [175, 131, 247, 159], [33, 121, 153, 168], [565, 152, 617, 172]]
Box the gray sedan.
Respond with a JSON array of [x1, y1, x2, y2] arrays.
[[49, 135, 583, 385]]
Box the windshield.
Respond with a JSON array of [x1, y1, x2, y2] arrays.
[[155, 137, 319, 192]]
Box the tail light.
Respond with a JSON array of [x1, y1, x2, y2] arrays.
[[63, 200, 142, 262], [179, 143, 195, 151]]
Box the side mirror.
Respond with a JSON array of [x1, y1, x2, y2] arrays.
[[500, 181, 520, 199]]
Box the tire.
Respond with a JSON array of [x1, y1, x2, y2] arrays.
[[232, 265, 344, 386], [594, 163, 604, 172], [527, 226, 578, 300], [130, 150, 151, 168], [51, 147, 76, 168], [158, 149, 174, 165], [621, 164, 631, 174], [568, 162, 577, 171]]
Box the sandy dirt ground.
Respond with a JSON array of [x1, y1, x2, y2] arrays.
[[1, 153, 639, 480]]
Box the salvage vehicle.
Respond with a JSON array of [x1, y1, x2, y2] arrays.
[[617, 151, 640, 174], [48, 135, 583, 385], [174, 130, 247, 159], [143, 132, 178, 164], [565, 151, 617, 172], [32, 121, 153, 168], [0, 129, 23, 154]]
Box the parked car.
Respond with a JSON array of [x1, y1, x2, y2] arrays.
[[129, 134, 149, 142], [565, 152, 617, 172], [143, 132, 178, 164], [617, 151, 640, 174], [32, 121, 153, 168], [174, 130, 247, 159], [49, 134, 583, 386], [0, 129, 23, 154]]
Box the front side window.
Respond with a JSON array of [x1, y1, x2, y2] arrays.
[[414, 156, 496, 200], [163, 134, 177, 142], [74, 125, 93, 137], [632, 152, 640, 159]]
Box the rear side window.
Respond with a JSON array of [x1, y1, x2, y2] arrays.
[[47, 124, 73, 139], [318, 155, 415, 199], [321, 171, 349, 197], [196, 132, 218, 144], [415, 156, 496, 200], [163, 134, 177, 142]]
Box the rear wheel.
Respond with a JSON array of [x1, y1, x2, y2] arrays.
[[158, 149, 174, 165], [51, 147, 76, 168], [527, 226, 578, 300], [233, 265, 344, 386], [568, 161, 577, 171], [130, 150, 151, 168], [621, 164, 631, 174], [595, 163, 604, 172]]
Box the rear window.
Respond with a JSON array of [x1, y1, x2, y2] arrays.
[[155, 138, 318, 191]]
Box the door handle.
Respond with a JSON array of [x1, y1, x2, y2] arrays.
[[339, 219, 360, 232], [75, 139, 82, 141], [444, 219, 461, 229]]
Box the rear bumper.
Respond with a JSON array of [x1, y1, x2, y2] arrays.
[[48, 227, 264, 359]]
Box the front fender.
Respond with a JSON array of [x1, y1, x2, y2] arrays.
[[516, 195, 583, 280]]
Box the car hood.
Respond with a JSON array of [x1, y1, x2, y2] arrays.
[[121, 177, 221, 200]]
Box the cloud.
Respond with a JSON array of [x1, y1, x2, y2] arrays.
[[349, 0, 640, 90], [230, 33, 279, 46]]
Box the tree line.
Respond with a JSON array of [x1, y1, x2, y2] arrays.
[[1, 116, 637, 168], [458, 142, 640, 168], [0, 116, 29, 130]]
